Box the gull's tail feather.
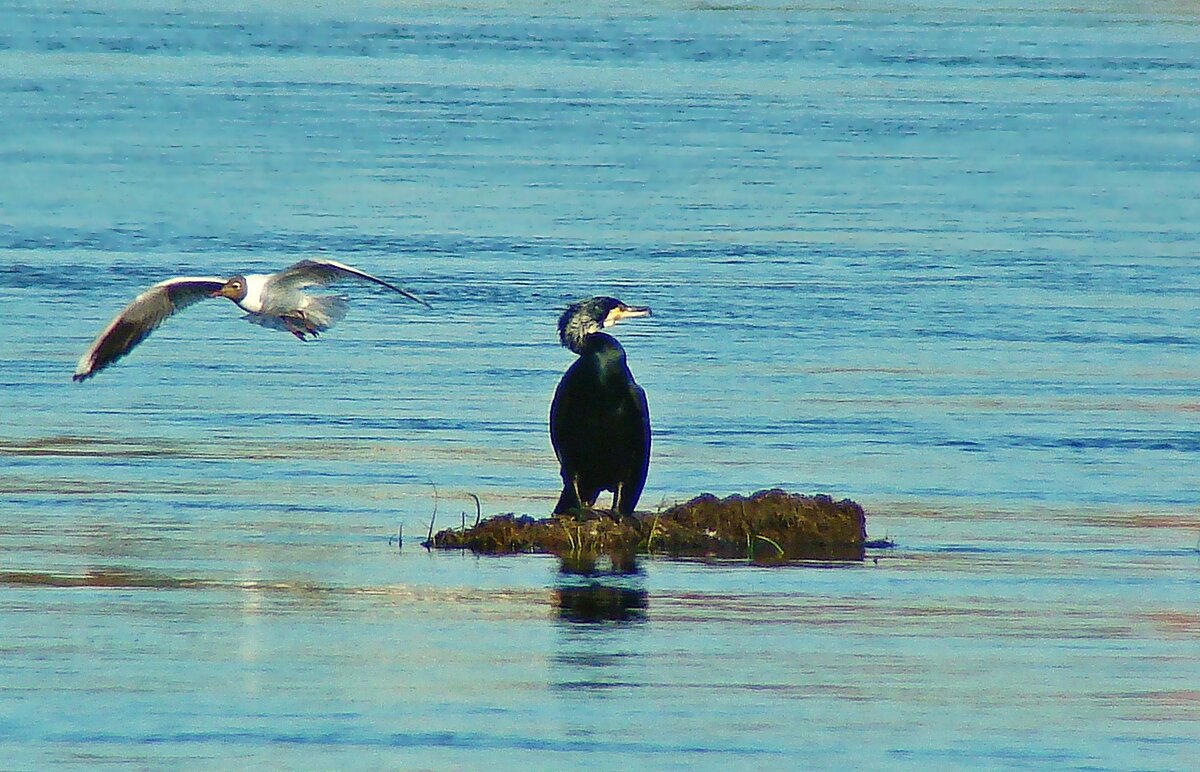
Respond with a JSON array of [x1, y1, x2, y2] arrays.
[[302, 295, 349, 331], [241, 296, 349, 335]]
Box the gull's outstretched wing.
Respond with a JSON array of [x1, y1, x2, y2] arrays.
[[73, 277, 226, 381], [266, 259, 431, 308]]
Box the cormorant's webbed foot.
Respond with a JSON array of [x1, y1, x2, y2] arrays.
[[608, 509, 640, 527]]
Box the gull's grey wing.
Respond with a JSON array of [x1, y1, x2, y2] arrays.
[[73, 277, 226, 381], [266, 259, 431, 308]]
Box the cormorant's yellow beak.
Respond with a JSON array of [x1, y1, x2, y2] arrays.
[[604, 305, 651, 327]]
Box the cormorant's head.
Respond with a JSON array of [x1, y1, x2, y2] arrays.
[[212, 275, 248, 303], [558, 296, 651, 353]]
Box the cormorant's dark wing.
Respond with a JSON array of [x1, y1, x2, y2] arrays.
[[549, 364, 575, 468], [550, 359, 590, 512], [267, 259, 430, 308], [73, 277, 226, 382], [620, 380, 652, 513]]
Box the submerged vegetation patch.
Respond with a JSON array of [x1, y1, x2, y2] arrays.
[[428, 488, 868, 562]]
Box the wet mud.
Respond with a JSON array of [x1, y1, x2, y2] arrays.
[[428, 489, 867, 562]]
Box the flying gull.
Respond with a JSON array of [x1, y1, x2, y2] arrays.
[[74, 258, 429, 382]]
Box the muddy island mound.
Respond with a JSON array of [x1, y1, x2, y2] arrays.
[[428, 489, 867, 562]]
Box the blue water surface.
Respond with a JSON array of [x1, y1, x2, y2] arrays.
[[1, 1, 1197, 769]]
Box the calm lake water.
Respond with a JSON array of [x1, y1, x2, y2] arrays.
[[1, 0, 1198, 768]]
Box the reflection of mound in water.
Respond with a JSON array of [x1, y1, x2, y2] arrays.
[[558, 551, 641, 577], [430, 488, 867, 562]]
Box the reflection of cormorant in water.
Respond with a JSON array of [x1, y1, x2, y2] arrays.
[[556, 585, 648, 624], [554, 553, 647, 624], [550, 297, 651, 518]]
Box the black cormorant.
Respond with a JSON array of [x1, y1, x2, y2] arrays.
[[550, 296, 652, 517]]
